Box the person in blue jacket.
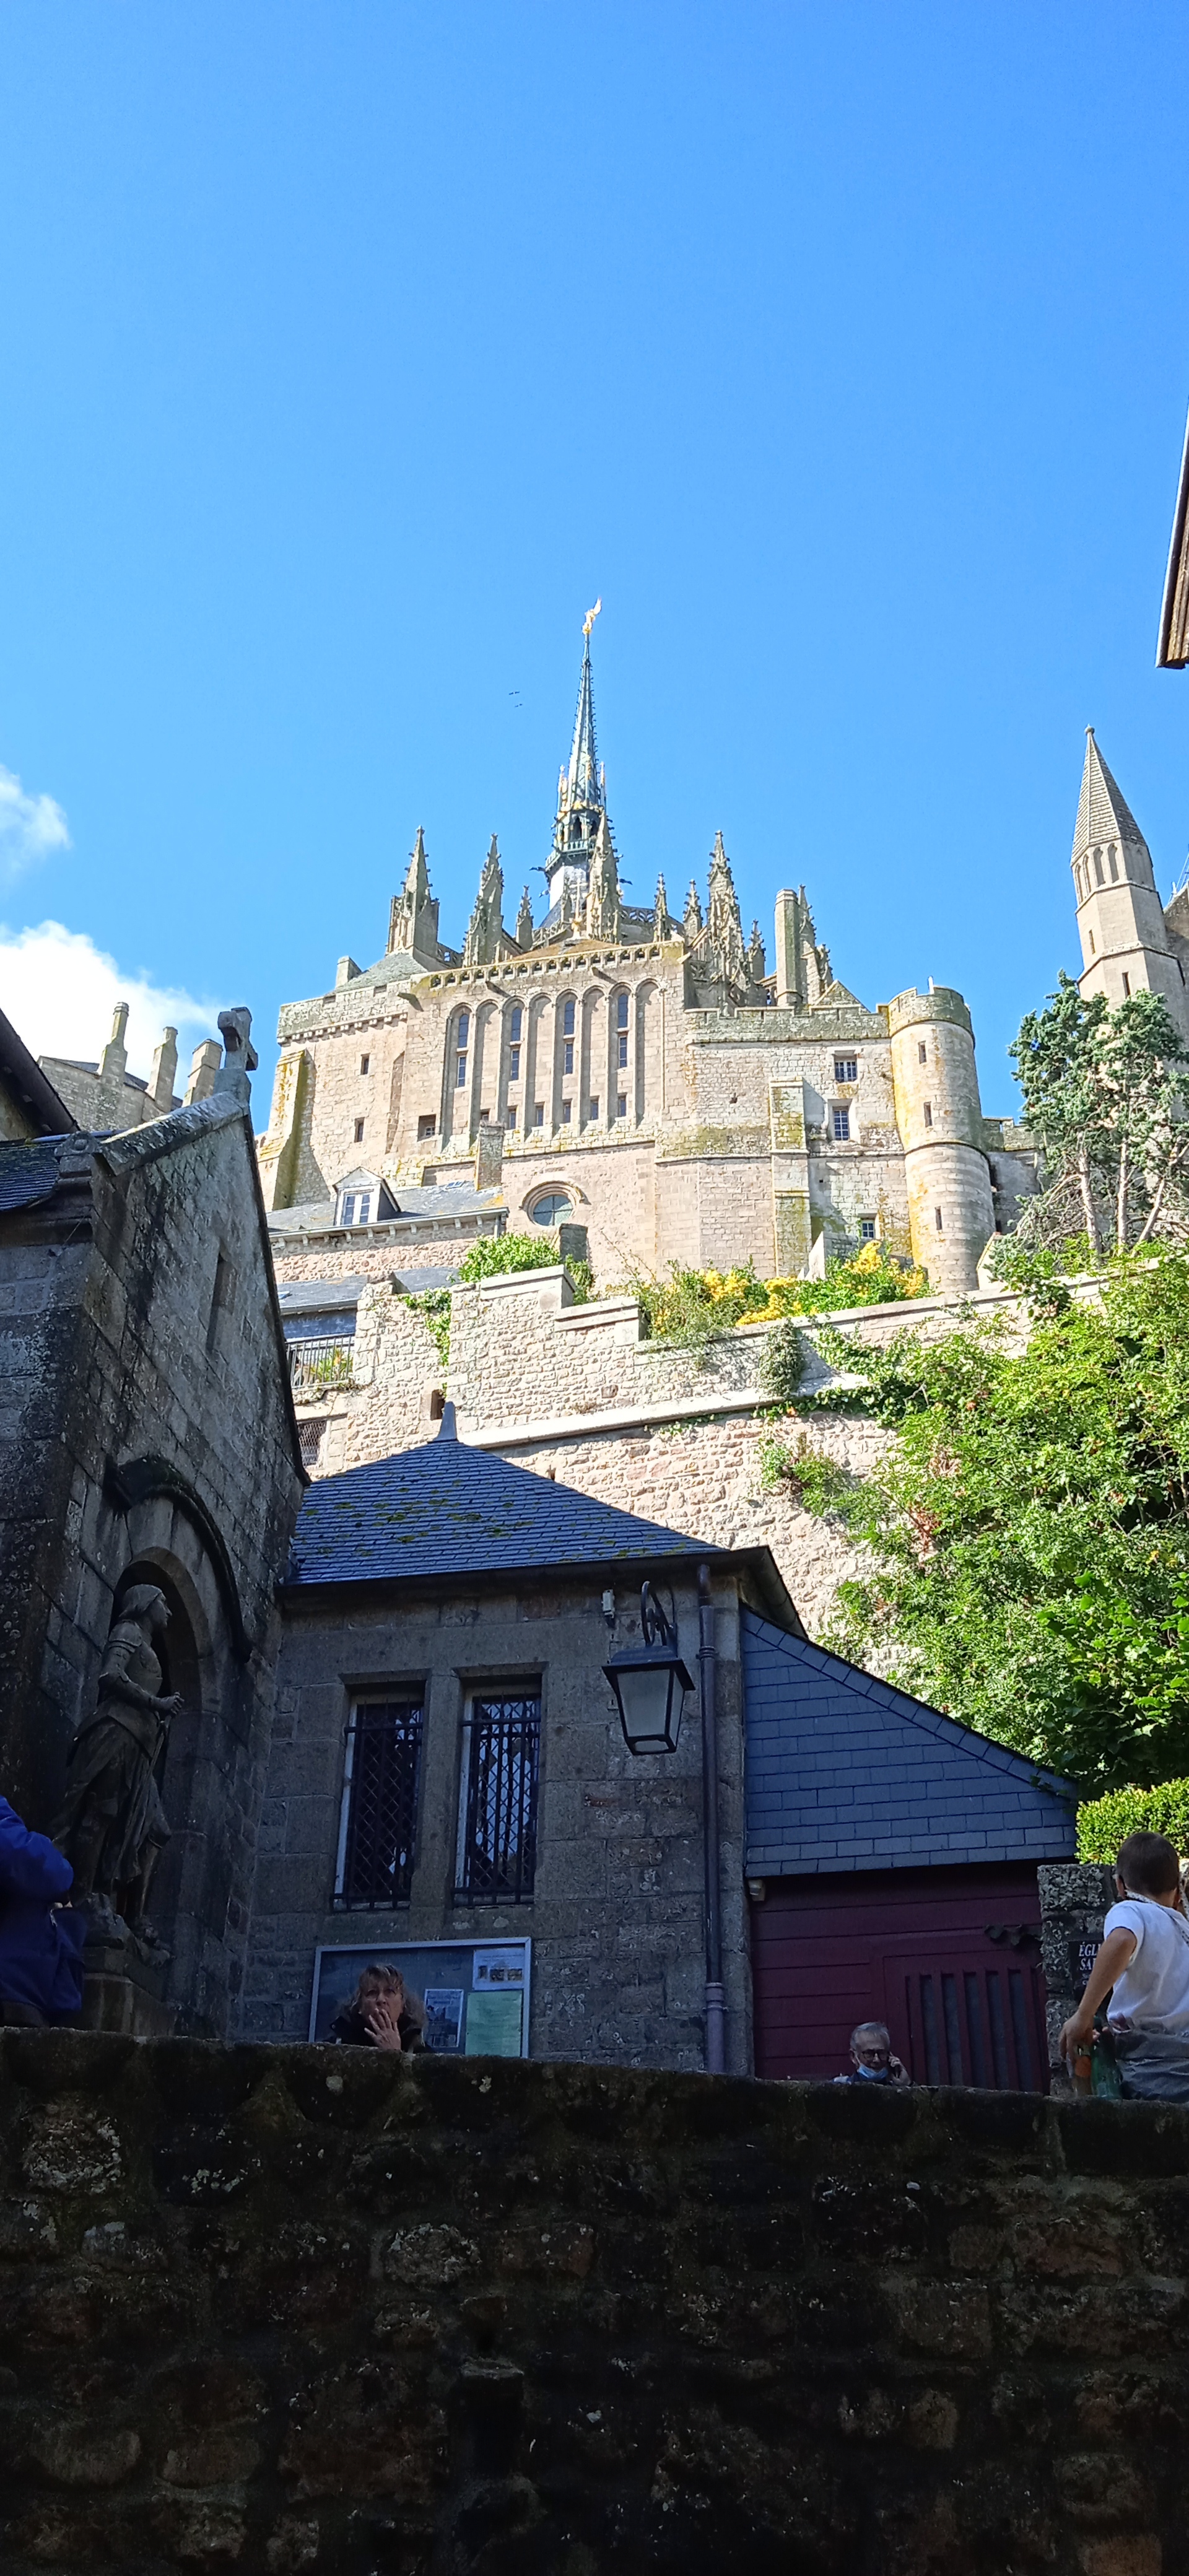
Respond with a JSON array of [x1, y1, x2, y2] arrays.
[[0, 1796, 86, 2025]]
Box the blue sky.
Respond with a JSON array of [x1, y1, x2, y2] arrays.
[[1, 2, 1187, 1117]]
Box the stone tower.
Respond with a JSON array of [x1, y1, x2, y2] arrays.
[[887, 986, 996, 1295], [1071, 730, 1189, 1042]]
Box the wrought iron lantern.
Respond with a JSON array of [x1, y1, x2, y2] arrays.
[[603, 1582, 693, 1755]]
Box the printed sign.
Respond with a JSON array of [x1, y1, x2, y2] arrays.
[[422, 1988, 464, 2052], [473, 1946, 526, 1991]]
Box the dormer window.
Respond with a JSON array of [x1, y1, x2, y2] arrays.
[[334, 1171, 394, 1228]]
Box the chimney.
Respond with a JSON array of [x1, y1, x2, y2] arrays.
[[100, 1001, 129, 1086], [149, 1026, 178, 1112], [184, 1039, 222, 1105], [475, 1120, 505, 1193]]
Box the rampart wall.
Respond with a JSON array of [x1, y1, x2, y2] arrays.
[[294, 1269, 1070, 1635], [1, 2033, 1184, 2576]]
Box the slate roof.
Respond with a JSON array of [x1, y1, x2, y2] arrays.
[[0, 1138, 70, 1213], [285, 1431, 723, 1588], [742, 1609, 1076, 1877], [268, 1185, 503, 1237]]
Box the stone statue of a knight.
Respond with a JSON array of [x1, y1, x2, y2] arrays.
[[54, 1583, 181, 1959]]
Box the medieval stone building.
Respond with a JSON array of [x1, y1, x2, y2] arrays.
[[258, 630, 1036, 1295], [1071, 726, 1189, 1041]]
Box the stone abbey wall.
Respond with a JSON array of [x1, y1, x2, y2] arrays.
[[1, 2032, 1185, 2575], [290, 1269, 1058, 1635]]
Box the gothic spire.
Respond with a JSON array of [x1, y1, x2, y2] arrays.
[[388, 825, 440, 959], [464, 834, 505, 965], [684, 880, 703, 939], [654, 872, 671, 938], [706, 831, 746, 985], [516, 886, 534, 947], [585, 812, 621, 939], [566, 630, 604, 814]]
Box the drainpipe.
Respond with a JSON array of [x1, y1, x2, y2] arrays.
[[699, 1562, 725, 2074]]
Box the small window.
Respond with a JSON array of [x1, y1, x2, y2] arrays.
[[834, 1056, 858, 1084], [508, 1044, 521, 1081], [354, 1118, 365, 1142], [1094, 852, 1104, 886], [510, 1006, 523, 1042], [533, 1103, 544, 1128], [506, 1103, 517, 1129], [859, 1217, 876, 1243], [339, 1194, 356, 1227], [588, 1096, 599, 1122], [298, 1417, 327, 1469], [923, 1101, 933, 1128], [561, 1099, 572, 1125], [360, 1054, 370, 1075], [1089, 931, 1096, 954], [934, 1206, 944, 1231], [918, 1042, 927, 1065], [455, 1689, 541, 1904], [832, 1107, 850, 1141], [617, 1033, 629, 1069], [456, 1053, 468, 1086], [531, 1191, 572, 1225], [1121, 972, 1131, 996], [334, 1699, 425, 1910], [563, 999, 575, 1037], [457, 1009, 471, 1045], [563, 1040, 575, 1076], [355, 1194, 372, 1225], [616, 1094, 627, 1120], [617, 993, 629, 1030], [1109, 850, 1119, 881], [417, 1114, 436, 1139]]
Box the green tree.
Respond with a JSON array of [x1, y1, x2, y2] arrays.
[[1004, 975, 1189, 1261], [770, 1250, 1189, 1792]]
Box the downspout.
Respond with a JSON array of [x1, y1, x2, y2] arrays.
[[699, 1562, 725, 2073]]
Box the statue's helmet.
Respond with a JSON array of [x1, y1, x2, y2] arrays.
[[118, 1583, 168, 1622]]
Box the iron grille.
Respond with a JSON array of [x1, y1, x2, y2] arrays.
[[456, 1694, 541, 1904], [335, 1701, 424, 1909]]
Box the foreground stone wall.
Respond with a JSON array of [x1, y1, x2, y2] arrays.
[[2, 2035, 1187, 2576]]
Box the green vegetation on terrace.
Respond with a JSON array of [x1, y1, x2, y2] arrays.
[[629, 1244, 928, 1352], [762, 1248, 1189, 1796]]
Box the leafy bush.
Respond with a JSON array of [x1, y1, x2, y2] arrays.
[[1078, 1779, 1189, 1863], [760, 1319, 810, 1409], [758, 1427, 856, 1512], [789, 1247, 1189, 1793], [404, 1229, 590, 1370], [630, 1261, 769, 1350]]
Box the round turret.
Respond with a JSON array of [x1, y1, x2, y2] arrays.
[[887, 987, 995, 1295]]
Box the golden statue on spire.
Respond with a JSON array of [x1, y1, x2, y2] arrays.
[[583, 597, 602, 638]]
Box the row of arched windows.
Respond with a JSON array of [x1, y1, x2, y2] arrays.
[[440, 985, 655, 1140]]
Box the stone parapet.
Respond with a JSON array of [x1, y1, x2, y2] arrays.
[[1, 2032, 1187, 2574]]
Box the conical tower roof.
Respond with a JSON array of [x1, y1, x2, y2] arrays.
[[1073, 730, 1149, 863]]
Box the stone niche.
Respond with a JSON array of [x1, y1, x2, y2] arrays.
[[1, 2033, 1187, 2574]]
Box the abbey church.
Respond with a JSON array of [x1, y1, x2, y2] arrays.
[[258, 627, 1045, 1293]]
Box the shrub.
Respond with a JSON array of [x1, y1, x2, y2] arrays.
[[1077, 1779, 1189, 1863], [760, 1319, 809, 1409], [758, 1427, 856, 1512], [743, 1242, 929, 1321], [630, 1261, 769, 1350]]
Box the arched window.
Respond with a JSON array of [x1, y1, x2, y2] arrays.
[[455, 1009, 469, 1090], [529, 1192, 573, 1227]]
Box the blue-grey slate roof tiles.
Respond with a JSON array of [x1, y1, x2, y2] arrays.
[[742, 1608, 1075, 1876], [287, 1433, 723, 1588]]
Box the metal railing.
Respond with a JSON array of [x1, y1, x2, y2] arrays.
[[287, 1334, 355, 1396]]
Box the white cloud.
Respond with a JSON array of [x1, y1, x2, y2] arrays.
[[0, 764, 71, 882], [0, 920, 217, 1081]]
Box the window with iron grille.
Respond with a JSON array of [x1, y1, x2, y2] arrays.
[[334, 1699, 425, 1909], [455, 1690, 541, 1904]]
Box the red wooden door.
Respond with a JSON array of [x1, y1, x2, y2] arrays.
[[749, 1863, 1048, 2088], [881, 1933, 1047, 2092]]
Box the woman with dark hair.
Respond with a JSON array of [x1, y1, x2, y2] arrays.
[[330, 1962, 425, 2053]]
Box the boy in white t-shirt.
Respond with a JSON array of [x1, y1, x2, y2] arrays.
[[1060, 1831, 1189, 2101]]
